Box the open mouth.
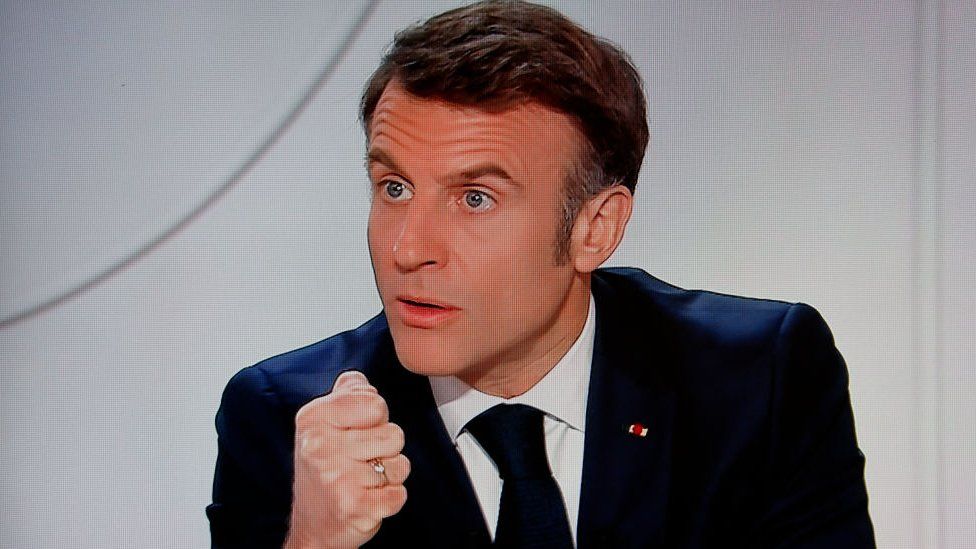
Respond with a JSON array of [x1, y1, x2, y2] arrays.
[[396, 296, 459, 327], [402, 299, 445, 309]]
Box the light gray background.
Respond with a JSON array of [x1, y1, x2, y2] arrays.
[[1, 1, 973, 547]]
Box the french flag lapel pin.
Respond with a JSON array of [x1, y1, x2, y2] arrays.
[[626, 422, 649, 437]]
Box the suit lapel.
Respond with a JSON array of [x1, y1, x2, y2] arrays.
[[576, 275, 676, 547], [362, 272, 678, 547]]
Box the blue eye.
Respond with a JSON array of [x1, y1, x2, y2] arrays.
[[463, 190, 494, 211], [383, 181, 412, 201]]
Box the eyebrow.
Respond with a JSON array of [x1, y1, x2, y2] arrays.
[[366, 148, 404, 176], [366, 148, 521, 189], [455, 164, 521, 188]]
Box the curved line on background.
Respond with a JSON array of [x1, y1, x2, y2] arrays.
[[0, 0, 381, 330]]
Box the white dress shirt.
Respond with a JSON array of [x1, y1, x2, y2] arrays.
[[428, 294, 595, 544]]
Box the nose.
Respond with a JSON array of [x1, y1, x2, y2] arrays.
[[392, 199, 448, 272]]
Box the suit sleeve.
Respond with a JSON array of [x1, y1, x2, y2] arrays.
[[752, 303, 876, 548], [207, 366, 296, 548]]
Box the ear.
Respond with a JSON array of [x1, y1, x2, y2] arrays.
[[569, 184, 634, 273]]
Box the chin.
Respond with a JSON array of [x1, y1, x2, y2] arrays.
[[395, 352, 466, 378], [390, 335, 465, 378]]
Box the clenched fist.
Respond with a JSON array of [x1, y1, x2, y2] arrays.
[[284, 371, 410, 549]]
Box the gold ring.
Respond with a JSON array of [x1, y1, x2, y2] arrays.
[[369, 458, 389, 487]]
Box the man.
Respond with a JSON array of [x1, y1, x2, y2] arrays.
[[207, 1, 875, 547]]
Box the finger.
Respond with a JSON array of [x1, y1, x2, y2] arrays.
[[332, 370, 376, 394], [347, 515, 382, 541], [364, 484, 408, 521], [323, 391, 389, 429], [362, 454, 411, 488], [345, 423, 405, 460], [295, 390, 388, 432]]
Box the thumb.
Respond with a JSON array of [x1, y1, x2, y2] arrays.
[[333, 370, 377, 394]]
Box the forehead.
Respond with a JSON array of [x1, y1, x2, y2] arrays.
[[367, 82, 581, 176]]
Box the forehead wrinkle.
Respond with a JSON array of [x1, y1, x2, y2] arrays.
[[445, 140, 529, 181], [369, 83, 579, 186], [372, 113, 532, 183]]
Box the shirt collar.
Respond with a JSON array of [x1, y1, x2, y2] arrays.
[[429, 293, 595, 441]]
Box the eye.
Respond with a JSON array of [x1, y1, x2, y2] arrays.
[[462, 190, 494, 212], [382, 180, 413, 201]]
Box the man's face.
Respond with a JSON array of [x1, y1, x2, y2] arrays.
[[366, 82, 588, 387]]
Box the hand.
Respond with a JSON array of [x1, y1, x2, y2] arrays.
[[284, 371, 410, 549]]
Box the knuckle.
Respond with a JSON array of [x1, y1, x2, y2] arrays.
[[294, 403, 314, 430], [385, 457, 408, 485], [296, 427, 341, 462], [334, 370, 367, 388], [388, 423, 405, 450], [350, 516, 380, 537], [295, 432, 319, 460], [328, 392, 387, 427], [362, 394, 389, 424], [327, 391, 354, 407], [295, 396, 331, 430], [389, 485, 408, 514], [317, 466, 340, 486], [400, 454, 411, 479], [325, 392, 355, 413]]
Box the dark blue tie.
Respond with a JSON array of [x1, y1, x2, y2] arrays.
[[465, 404, 575, 548]]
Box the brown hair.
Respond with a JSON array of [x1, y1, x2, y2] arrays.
[[360, 0, 648, 261]]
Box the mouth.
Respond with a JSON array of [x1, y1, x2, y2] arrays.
[[397, 296, 457, 310], [394, 296, 460, 328], [402, 299, 442, 309]]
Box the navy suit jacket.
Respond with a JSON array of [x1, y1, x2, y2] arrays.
[[208, 268, 875, 547]]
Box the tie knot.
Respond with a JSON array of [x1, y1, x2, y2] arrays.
[[465, 404, 552, 480]]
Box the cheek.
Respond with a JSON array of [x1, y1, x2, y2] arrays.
[[367, 207, 391, 257], [470, 222, 557, 302], [366, 212, 395, 290]]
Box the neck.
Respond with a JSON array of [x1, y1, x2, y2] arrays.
[[457, 275, 591, 398]]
